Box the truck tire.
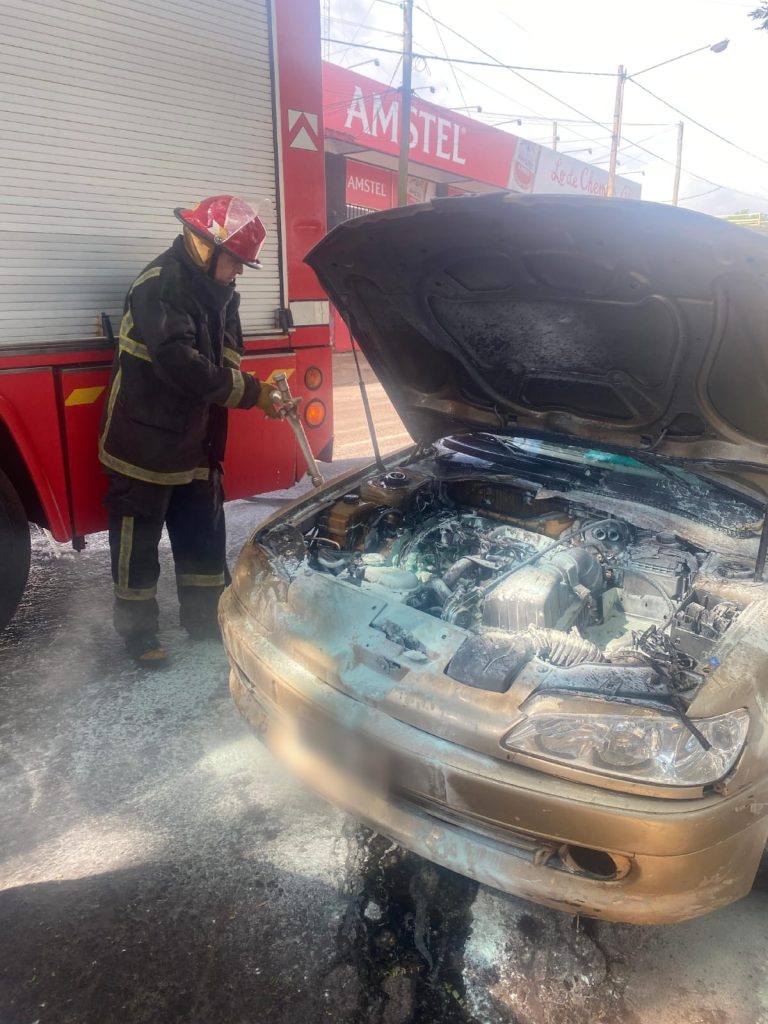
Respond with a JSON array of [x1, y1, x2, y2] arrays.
[[0, 467, 31, 631]]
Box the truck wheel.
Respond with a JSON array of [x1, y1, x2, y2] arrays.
[[0, 467, 31, 631]]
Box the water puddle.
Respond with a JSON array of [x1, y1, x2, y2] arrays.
[[333, 825, 480, 1024]]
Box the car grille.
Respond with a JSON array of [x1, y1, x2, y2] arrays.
[[395, 787, 561, 864]]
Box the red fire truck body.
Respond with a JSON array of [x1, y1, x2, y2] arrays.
[[0, 0, 331, 628]]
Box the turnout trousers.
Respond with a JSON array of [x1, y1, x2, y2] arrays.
[[105, 471, 228, 644]]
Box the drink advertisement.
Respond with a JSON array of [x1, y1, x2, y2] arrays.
[[508, 138, 540, 193]]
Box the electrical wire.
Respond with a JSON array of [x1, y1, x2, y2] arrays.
[[329, 16, 402, 39], [603, 131, 768, 203], [629, 77, 768, 171], [397, 35, 548, 120], [326, 38, 545, 125], [405, 12, 622, 133], [409, 10, 658, 176], [677, 186, 723, 202], [409, 8, 768, 201], [324, 14, 768, 203], [423, 0, 469, 109], [321, 37, 616, 76], [481, 114, 674, 126], [328, 2, 379, 65]]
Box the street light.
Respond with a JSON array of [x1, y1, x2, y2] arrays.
[[449, 105, 482, 113], [348, 57, 381, 70], [632, 39, 729, 78], [607, 39, 729, 197]]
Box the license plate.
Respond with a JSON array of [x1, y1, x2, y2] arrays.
[[297, 711, 391, 795]]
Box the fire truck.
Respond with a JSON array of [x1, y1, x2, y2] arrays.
[[0, 0, 332, 630]]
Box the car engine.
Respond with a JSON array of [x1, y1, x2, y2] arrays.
[[291, 468, 748, 697]]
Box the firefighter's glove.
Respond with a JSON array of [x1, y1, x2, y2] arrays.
[[256, 381, 301, 420]]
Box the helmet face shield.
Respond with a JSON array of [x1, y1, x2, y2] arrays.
[[174, 195, 267, 268]]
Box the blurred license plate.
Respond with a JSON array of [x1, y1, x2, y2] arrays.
[[298, 712, 390, 795]]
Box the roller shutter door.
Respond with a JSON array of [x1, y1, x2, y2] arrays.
[[0, 0, 282, 347]]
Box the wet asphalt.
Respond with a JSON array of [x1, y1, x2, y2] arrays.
[[2, 390, 768, 1022]]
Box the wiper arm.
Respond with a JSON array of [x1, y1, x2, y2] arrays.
[[474, 433, 525, 454]]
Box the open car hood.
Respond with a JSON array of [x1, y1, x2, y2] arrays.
[[307, 194, 768, 471]]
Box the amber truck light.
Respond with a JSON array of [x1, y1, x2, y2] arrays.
[[304, 366, 323, 391], [304, 399, 326, 428]]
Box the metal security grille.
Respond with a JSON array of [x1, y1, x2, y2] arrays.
[[345, 204, 376, 220], [0, 0, 282, 346]]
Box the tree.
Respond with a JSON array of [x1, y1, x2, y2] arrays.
[[750, 3, 768, 30]]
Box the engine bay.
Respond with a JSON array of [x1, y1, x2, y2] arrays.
[[272, 467, 756, 702]]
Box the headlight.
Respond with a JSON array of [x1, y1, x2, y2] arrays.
[[501, 708, 749, 787], [229, 539, 295, 625]]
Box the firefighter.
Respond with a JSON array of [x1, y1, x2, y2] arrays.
[[99, 195, 289, 667]]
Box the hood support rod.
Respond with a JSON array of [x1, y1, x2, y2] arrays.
[[755, 504, 768, 581], [349, 328, 386, 472]]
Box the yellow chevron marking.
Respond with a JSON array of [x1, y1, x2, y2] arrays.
[[65, 385, 106, 407], [262, 368, 295, 385]]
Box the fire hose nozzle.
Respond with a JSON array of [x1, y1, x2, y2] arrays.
[[271, 373, 325, 488]]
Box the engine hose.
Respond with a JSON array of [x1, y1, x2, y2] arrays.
[[363, 507, 405, 552], [526, 627, 605, 668], [442, 556, 476, 590], [472, 627, 605, 682], [316, 551, 349, 572]]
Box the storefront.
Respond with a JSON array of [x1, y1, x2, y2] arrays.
[[322, 61, 641, 349]]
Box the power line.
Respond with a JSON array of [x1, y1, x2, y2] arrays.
[[619, 124, 676, 152], [423, 0, 468, 108], [397, 35, 549, 121], [320, 37, 615, 76], [678, 186, 722, 201], [628, 77, 768, 171], [406, 11, 616, 133], [328, 3, 378, 65], [323, 21, 768, 204], [329, 16, 403, 38], [407, 10, 659, 175], [607, 133, 768, 204], [409, 8, 768, 201], [481, 113, 674, 126]]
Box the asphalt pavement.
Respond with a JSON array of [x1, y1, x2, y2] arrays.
[[1, 360, 768, 1024]]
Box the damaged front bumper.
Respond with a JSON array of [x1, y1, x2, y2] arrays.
[[221, 588, 768, 925]]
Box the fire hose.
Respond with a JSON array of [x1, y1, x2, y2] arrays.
[[270, 372, 325, 488]]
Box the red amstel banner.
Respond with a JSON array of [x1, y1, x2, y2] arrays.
[[323, 62, 522, 190], [345, 160, 393, 209], [323, 63, 641, 200]]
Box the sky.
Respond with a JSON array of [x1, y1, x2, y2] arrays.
[[323, 0, 768, 213]]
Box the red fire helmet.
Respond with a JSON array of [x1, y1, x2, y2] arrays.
[[174, 195, 267, 269]]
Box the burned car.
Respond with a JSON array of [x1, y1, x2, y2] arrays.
[[221, 195, 768, 924]]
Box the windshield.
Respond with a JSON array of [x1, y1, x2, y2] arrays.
[[439, 433, 763, 537], [508, 438, 701, 486]]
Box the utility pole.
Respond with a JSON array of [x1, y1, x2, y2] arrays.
[[672, 121, 684, 206], [397, 0, 414, 207], [607, 65, 626, 198], [552, 121, 558, 151]]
